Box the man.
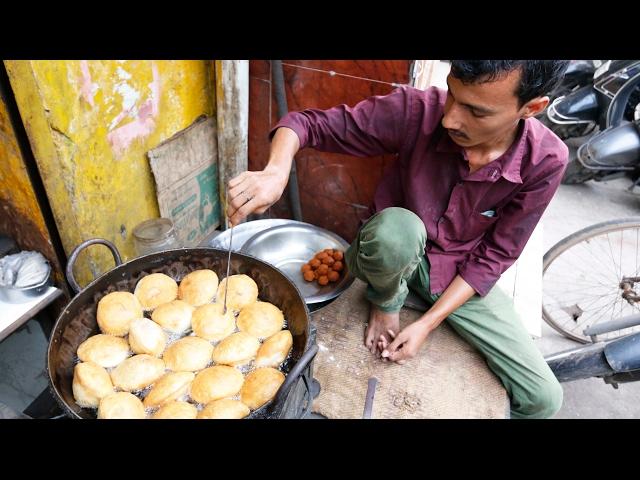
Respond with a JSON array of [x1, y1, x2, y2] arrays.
[[227, 60, 570, 419]]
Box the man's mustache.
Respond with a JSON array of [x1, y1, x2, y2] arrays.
[[448, 129, 468, 139]]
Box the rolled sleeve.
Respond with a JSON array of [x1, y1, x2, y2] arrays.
[[268, 86, 413, 157], [458, 159, 567, 296]]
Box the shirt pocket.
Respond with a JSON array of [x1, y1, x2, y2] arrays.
[[445, 210, 499, 242]]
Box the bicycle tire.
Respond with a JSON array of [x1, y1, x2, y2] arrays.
[[543, 217, 640, 343]]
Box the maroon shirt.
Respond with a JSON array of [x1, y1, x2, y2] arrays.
[[271, 86, 568, 296]]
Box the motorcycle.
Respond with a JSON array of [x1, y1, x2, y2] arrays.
[[538, 59, 603, 139], [545, 312, 640, 388], [569, 63, 640, 185], [543, 60, 640, 185]]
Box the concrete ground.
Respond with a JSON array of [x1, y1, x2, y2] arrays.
[[0, 319, 49, 415], [537, 169, 640, 418], [2, 146, 640, 418]]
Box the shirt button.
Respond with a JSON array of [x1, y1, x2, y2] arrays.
[[438, 217, 444, 223]]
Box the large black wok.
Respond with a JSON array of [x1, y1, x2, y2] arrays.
[[47, 239, 319, 419]]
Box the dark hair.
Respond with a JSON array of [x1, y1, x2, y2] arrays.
[[449, 60, 570, 107]]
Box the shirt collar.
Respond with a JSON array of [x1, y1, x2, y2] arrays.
[[434, 119, 527, 184]]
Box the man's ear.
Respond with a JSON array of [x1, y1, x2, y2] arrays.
[[521, 96, 550, 118]]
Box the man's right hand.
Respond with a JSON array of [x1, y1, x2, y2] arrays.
[[226, 164, 289, 226]]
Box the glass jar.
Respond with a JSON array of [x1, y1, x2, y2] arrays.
[[132, 218, 180, 256]]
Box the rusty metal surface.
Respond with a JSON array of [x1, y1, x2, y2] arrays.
[[248, 60, 412, 242], [0, 198, 66, 289]]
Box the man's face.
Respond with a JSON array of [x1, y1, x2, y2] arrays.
[[442, 69, 533, 148]]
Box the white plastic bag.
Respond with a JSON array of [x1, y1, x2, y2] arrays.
[[0, 251, 50, 288]]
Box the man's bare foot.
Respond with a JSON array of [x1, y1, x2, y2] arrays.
[[364, 305, 400, 357]]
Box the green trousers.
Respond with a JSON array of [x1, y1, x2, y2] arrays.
[[344, 207, 563, 419]]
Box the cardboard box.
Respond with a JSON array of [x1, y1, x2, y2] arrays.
[[147, 115, 220, 246]]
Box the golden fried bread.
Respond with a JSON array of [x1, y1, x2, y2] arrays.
[[128, 318, 167, 357], [72, 362, 115, 408], [191, 303, 236, 342], [134, 273, 178, 311], [197, 399, 250, 419], [96, 291, 143, 336], [237, 301, 284, 339], [162, 336, 213, 372], [190, 365, 244, 405], [151, 300, 194, 334], [143, 371, 195, 408], [178, 269, 219, 306], [255, 330, 293, 368], [152, 401, 197, 419], [240, 367, 285, 410], [76, 334, 130, 368], [98, 392, 145, 419], [211, 332, 260, 367], [216, 274, 259, 312], [110, 354, 165, 391]]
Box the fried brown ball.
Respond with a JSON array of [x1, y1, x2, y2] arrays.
[[322, 256, 335, 266], [310, 259, 321, 268], [303, 271, 315, 282], [333, 251, 344, 261], [317, 264, 329, 275], [301, 263, 312, 273], [323, 249, 334, 255], [333, 261, 343, 272], [328, 270, 340, 282], [318, 275, 329, 286], [316, 252, 328, 261]]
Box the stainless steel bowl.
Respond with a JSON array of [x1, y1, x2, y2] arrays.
[[0, 264, 52, 304], [240, 223, 354, 304], [208, 218, 301, 251]]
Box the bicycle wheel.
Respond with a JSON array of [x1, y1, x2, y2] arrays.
[[542, 217, 640, 343]]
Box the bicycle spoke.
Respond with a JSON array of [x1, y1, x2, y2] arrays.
[[543, 223, 640, 341], [610, 293, 622, 324], [542, 280, 617, 294], [545, 278, 620, 293], [545, 292, 620, 327], [545, 269, 620, 292], [620, 229, 623, 281], [546, 251, 621, 286], [606, 233, 622, 279], [580, 240, 624, 284], [584, 235, 623, 283]]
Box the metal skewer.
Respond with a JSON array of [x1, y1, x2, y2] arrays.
[[223, 190, 233, 314]]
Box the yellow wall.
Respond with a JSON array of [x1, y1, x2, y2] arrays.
[[4, 60, 216, 287]]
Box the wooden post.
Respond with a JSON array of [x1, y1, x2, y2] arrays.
[[215, 60, 249, 230]]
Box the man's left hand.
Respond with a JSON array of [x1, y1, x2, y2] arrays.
[[380, 319, 432, 364]]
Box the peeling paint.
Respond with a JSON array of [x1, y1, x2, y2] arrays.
[[107, 62, 161, 157], [79, 60, 98, 107], [116, 66, 132, 80], [109, 82, 141, 130], [5, 60, 215, 285]]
